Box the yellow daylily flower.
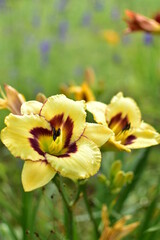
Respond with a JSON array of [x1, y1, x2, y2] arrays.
[[100, 205, 139, 240], [0, 84, 25, 114], [1, 94, 113, 191], [87, 92, 160, 152], [61, 68, 96, 101], [101, 30, 120, 45]]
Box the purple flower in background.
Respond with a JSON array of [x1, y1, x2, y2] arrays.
[[111, 7, 120, 21], [81, 12, 92, 27], [144, 33, 153, 45], [40, 40, 51, 65], [57, 0, 68, 12], [40, 41, 51, 54], [59, 20, 69, 41], [94, 0, 104, 12], [0, 0, 6, 8]]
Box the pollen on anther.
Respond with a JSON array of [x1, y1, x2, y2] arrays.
[[53, 127, 61, 141]]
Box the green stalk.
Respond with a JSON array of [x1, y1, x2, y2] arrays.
[[53, 175, 73, 240], [21, 191, 32, 240], [81, 184, 100, 239]]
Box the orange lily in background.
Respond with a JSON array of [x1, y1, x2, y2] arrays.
[[0, 84, 25, 115], [61, 67, 96, 101], [124, 10, 160, 34], [100, 205, 139, 240]]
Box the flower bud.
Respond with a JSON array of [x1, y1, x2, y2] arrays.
[[110, 160, 122, 180], [113, 170, 126, 189], [125, 171, 134, 184]]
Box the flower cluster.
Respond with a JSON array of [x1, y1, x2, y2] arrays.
[[0, 84, 159, 193], [0, 87, 112, 191]]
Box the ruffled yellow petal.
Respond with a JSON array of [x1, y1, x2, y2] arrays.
[[21, 101, 43, 115], [107, 92, 141, 128], [139, 121, 157, 131], [83, 123, 114, 147], [22, 161, 56, 191], [86, 101, 107, 124], [40, 95, 86, 143], [46, 136, 101, 180], [126, 124, 160, 149], [1, 114, 51, 160]]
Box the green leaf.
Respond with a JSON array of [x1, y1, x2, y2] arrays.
[[145, 224, 160, 233]]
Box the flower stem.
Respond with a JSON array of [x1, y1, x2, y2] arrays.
[[53, 175, 73, 240], [81, 184, 100, 239], [21, 191, 32, 240]]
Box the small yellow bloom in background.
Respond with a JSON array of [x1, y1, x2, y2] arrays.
[[1, 94, 113, 191], [100, 205, 139, 240], [87, 92, 160, 152], [36, 92, 47, 103], [0, 84, 25, 115], [124, 10, 160, 34], [101, 30, 120, 45], [61, 67, 96, 102]]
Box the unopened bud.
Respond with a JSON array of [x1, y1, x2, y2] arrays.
[[84, 67, 95, 85], [113, 170, 125, 188], [36, 93, 47, 103], [110, 160, 122, 179], [125, 171, 134, 184], [98, 174, 106, 182], [98, 174, 110, 186]]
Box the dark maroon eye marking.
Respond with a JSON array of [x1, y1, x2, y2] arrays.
[[29, 114, 75, 157], [58, 142, 77, 158], [63, 116, 74, 148], [30, 127, 52, 138], [124, 135, 136, 145], [50, 114, 64, 128], [51, 114, 74, 147], [29, 127, 52, 156], [109, 113, 130, 133], [109, 113, 122, 127], [29, 138, 45, 156]]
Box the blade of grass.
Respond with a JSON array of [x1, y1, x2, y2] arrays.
[[29, 191, 42, 237], [0, 192, 19, 220], [138, 184, 160, 240]]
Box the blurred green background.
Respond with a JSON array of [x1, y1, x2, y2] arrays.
[[0, 0, 160, 239]]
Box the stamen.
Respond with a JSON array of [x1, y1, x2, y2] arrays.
[[122, 123, 130, 131], [53, 127, 61, 141]]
